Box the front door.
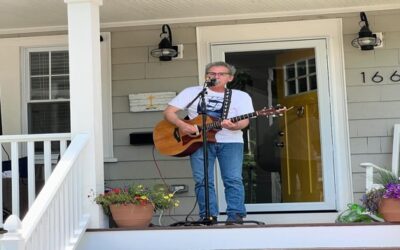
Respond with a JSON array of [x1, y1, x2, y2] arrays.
[[276, 49, 323, 202]]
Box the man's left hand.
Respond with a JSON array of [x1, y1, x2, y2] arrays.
[[221, 119, 240, 130]]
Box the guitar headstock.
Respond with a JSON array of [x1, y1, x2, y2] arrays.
[[257, 105, 290, 117]]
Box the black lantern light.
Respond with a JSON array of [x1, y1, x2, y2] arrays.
[[150, 24, 178, 61], [351, 12, 382, 51]]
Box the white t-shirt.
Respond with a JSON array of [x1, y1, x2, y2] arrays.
[[169, 86, 254, 143]]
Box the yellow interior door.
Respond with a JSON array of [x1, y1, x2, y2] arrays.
[[276, 49, 323, 202]]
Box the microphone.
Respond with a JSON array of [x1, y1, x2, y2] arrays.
[[205, 78, 218, 87]]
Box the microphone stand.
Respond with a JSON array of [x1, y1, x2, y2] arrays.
[[170, 79, 215, 226], [198, 84, 212, 224]]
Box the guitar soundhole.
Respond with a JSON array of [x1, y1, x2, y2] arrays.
[[173, 128, 181, 142]]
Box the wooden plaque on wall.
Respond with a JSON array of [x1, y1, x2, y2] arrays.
[[128, 92, 176, 112]]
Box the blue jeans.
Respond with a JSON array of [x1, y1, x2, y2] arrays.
[[190, 143, 246, 218]]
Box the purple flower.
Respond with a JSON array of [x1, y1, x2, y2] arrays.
[[383, 183, 400, 199]]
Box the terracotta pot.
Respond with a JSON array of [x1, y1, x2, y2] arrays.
[[110, 203, 154, 227], [378, 198, 400, 222]]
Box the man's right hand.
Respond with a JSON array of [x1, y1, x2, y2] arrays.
[[178, 122, 199, 136], [164, 105, 199, 136]]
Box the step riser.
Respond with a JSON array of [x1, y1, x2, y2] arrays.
[[77, 225, 400, 250]]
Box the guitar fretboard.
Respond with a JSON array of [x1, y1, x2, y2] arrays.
[[205, 111, 259, 130]]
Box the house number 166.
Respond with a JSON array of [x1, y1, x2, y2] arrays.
[[361, 71, 400, 83]]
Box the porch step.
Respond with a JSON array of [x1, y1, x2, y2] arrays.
[[76, 223, 400, 250]]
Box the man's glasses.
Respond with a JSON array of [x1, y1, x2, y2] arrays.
[[206, 72, 231, 77]]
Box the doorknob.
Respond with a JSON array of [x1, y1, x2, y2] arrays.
[[297, 106, 305, 117], [278, 131, 285, 136], [275, 142, 284, 148]]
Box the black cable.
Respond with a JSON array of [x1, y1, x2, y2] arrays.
[[151, 145, 168, 187], [184, 186, 201, 223], [152, 144, 204, 224]]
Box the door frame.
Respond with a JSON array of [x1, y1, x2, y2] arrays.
[[212, 39, 335, 212], [196, 19, 352, 214]]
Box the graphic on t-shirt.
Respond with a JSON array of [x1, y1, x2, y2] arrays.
[[197, 96, 223, 118]]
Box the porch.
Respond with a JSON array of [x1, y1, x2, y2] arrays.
[[1, 132, 399, 250], [2, 1, 400, 249]]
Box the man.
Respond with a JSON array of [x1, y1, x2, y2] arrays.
[[163, 61, 254, 224]]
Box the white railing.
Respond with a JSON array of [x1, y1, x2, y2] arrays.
[[360, 124, 400, 191], [1, 133, 90, 250], [0, 133, 71, 226]]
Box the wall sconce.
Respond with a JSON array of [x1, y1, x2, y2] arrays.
[[150, 24, 178, 61], [351, 12, 382, 51]]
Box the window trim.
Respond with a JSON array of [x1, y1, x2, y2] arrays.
[[99, 32, 117, 162], [211, 40, 336, 212]]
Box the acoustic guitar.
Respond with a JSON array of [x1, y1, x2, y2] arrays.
[[153, 106, 287, 157]]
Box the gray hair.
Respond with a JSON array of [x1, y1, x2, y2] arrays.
[[205, 61, 236, 76]]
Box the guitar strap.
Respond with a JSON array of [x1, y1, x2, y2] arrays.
[[221, 88, 232, 120]]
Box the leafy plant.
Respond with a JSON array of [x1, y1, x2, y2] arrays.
[[336, 203, 381, 223], [337, 168, 400, 223], [94, 184, 179, 216], [228, 71, 253, 91], [375, 168, 400, 186]]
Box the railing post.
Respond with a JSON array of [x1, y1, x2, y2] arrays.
[[1, 215, 25, 250], [11, 142, 20, 217], [365, 165, 373, 191]]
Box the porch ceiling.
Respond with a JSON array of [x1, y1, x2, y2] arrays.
[[1, 0, 400, 34]]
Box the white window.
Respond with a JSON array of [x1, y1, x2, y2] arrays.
[[25, 48, 70, 136], [284, 57, 317, 96], [21, 33, 115, 161]]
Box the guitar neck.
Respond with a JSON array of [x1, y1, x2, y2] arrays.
[[206, 111, 259, 130]]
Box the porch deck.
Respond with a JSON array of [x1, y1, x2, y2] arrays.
[[77, 222, 400, 250]]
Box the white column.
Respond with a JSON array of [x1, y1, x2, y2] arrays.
[[64, 0, 106, 228]]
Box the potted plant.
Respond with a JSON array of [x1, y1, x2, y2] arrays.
[[337, 169, 400, 223], [95, 184, 179, 227], [362, 169, 400, 222]]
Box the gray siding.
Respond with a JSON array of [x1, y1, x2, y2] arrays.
[[343, 14, 400, 201], [105, 26, 200, 224], [105, 12, 400, 223]]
